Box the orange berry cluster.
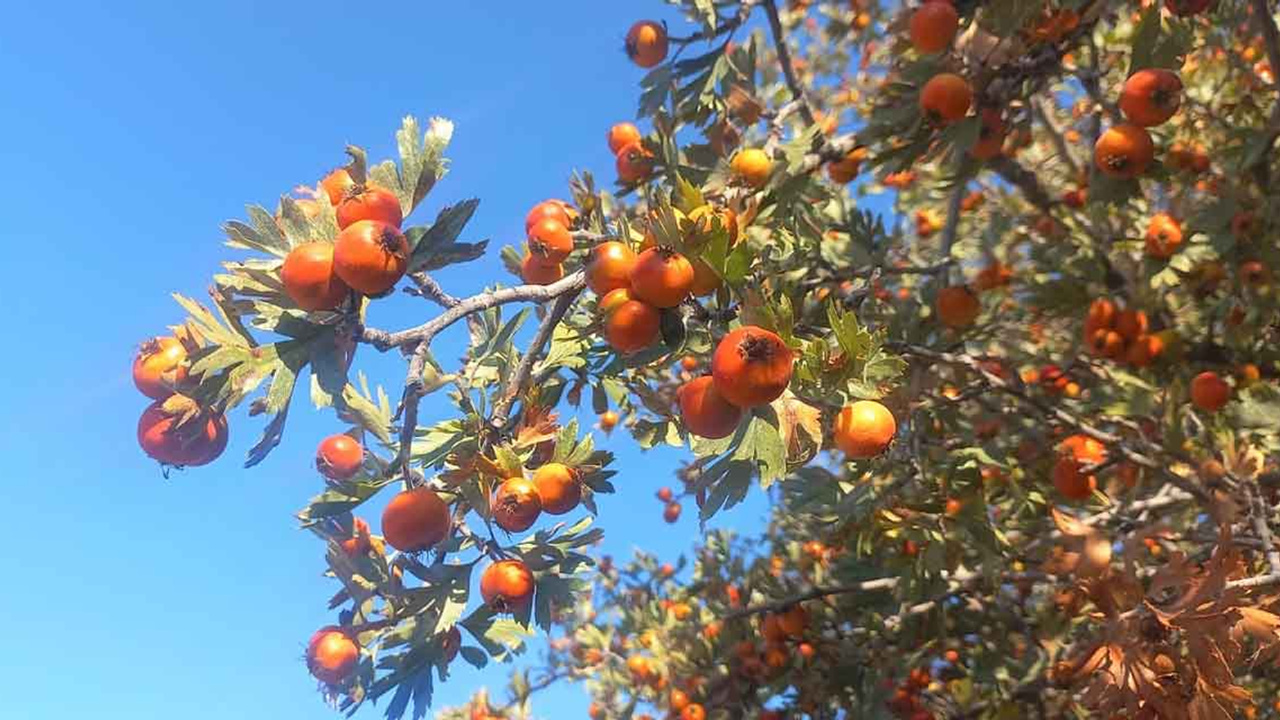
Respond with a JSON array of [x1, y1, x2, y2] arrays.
[[1082, 298, 1164, 368], [520, 199, 577, 285], [1095, 69, 1182, 179]]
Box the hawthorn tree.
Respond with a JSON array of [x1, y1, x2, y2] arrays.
[[131, 0, 1280, 717]]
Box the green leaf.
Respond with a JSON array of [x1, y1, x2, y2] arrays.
[[735, 410, 787, 487], [459, 647, 488, 669], [298, 477, 397, 522], [406, 199, 488, 273], [637, 65, 673, 119]]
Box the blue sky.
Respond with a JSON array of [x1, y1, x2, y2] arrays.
[[0, 3, 775, 719]]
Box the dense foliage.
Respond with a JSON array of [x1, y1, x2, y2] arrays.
[[132, 0, 1280, 718]]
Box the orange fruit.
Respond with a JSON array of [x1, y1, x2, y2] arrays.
[[833, 400, 896, 458], [919, 73, 972, 124], [1189, 371, 1230, 412], [1144, 213, 1183, 259], [909, 1, 959, 54], [607, 122, 642, 154], [970, 108, 1005, 159], [731, 148, 773, 188], [626, 20, 669, 68], [1119, 69, 1183, 127], [1094, 124, 1154, 179], [936, 285, 980, 328]]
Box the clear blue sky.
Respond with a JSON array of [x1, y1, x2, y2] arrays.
[[0, 3, 773, 719]]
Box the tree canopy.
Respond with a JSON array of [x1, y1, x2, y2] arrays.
[[131, 0, 1280, 718]]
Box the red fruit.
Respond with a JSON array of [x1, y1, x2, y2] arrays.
[[909, 1, 959, 54], [381, 487, 451, 552], [1052, 457, 1096, 501], [336, 184, 403, 230], [320, 169, 355, 206], [441, 626, 462, 663], [316, 434, 363, 480], [521, 254, 564, 285], [1144, 213, 1183, 259], [630, 247, 694, 308], [616, 141, 656, 183], [528, 218, 573, 265], [1094, 124, 1154, 179], [333, 220, 409, 295], [1119, 69, 1183, 127], [1190, 371, 1230, 412], [603, 297, 661, 353], [492, 477, 542, 533], [663, 502, 682, 523], [480, 559, 535, 613], [307, 626, 360, 684], [625, 20, 669, 68], [282, 242, 350, 311], [936, 285, 981, 328], [1164, 0, 1211, 17], [656, 487, 674, 502], [711, 327, 794, 408], [608, 122, 643, 154], [919, 73, 972, 124], [970, 108, 1005, 160], [525, 200, 573, 235], [585, 241, 638, 295], [678, 376, 744, 439], [132, 337, 188, 400], [137, 402, 228, 466]]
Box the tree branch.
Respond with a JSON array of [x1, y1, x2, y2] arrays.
[[762, 0, 816, 126], [722, 576, 900, 620], [888, 343, 1218, 506], [370, 271, 587, 479], [1033, 98, 1082, 178], [1247, 482, 1280, 577], [937, 176, 967, 284], [404, 271, 459, 308], [489, 288, 583, 433], [362, 271, 586, 350]]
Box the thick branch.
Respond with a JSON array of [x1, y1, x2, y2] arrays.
[[1250, 0, 1280, 182], [373, 271, 587, 478], [937, 177, 967, 283], [989, 156, 1056, 212], [762, 0, 816, 125], [362, 271, 586, 350]]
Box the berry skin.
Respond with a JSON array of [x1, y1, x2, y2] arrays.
[[834, 400, 897, 458], [1094, 124, 1154, 179], [909, 1, 959, 54], [919, 73, 972, 125]]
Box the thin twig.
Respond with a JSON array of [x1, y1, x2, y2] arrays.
[[722, 577, 900, 620], [404, 271, 460, 308], [888, 343, 1217, 506], [1249, 0, 1280, 183], [1247, 482, 1280, 576], [489, 288, 582, 433], [372, 271, 587, 479], [762, 0, 816, 126], [1033, 98, 1082, 178]]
